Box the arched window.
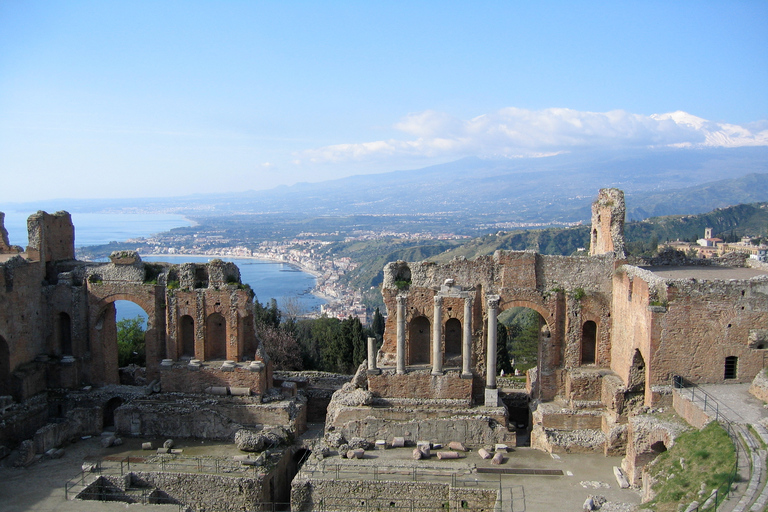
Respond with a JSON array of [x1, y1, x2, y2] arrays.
[[581, 321, 597, 365], [408, 316, 431, 365], [205, 313, 227, 360], [180, 315, 195, 358], [444, 318, 462, 356]]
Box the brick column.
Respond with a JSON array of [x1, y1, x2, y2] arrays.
[[486, 295, 500, 389], [432, 295, 443, 375], [396, 296, 406, 374], [462, 297, 473, 378]]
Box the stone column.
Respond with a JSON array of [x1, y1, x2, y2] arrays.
[[396, 296, 406, 374], [432, 295, 443, 375], [367, 337, 381, 374], [462, 296, 473, 378], [486, 295, 500, 389]]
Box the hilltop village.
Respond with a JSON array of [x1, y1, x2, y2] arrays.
[[1, 188, 768, 511]]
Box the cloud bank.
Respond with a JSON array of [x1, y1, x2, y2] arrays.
[[301, 108, 768, 164]]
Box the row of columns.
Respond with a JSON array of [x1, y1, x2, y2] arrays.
[[392, 293, 500, 390]]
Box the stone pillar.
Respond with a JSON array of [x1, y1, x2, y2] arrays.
[[396, 296, 406, 375], [367, 337, 381, 374], [432, 295, 443, 375], [486, 295, 500, 389], [462, 297, 473, 378]]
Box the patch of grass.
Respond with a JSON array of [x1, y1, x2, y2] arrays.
[[642, 422, 736, 512]]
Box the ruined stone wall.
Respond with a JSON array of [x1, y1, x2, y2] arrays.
[[160, 365, 268, 396], [610, 269, 654, 394], [0, 256, 48, 384], [368, 370, 472, 400], [590, 188, 626, 258], [127, 471, 265, 511], [25, 211, 75, 263], [291, 476, 497, 512], [329, 404, 509, 446], [165, 286, 255, 362], [652, 276, 768, 386]]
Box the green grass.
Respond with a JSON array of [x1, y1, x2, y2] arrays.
[[642, 422, 737, 512]]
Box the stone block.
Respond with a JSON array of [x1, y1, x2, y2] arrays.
[[417, 441, 431, 457], [156, 448, 169, 454], [494, 444, 509, 452], [141, 442, 153, 450], [230, 387, 251, 396], [391, 436, 405, 448], [375, 440, 387, 450], [478, 448, 492, 459], [614, 466, 629, 488], [484, 388, 499, 407], [347, 449, 365, 459], [412, 447, 422, 460]]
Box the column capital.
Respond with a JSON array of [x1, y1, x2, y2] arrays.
[[434, 295, 443, 306], [396, 295, 407, 306], [464, 296, 474, 307], [486, 295, 500, 310]]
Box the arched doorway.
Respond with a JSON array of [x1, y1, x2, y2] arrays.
[[581, 320, 597, 365], [444, 318, 462, 362], [0, 336, 10, 397], [500, 307, 545, 375], [103, 397, 123, 430], [56, 312, 73, 356], [205, 313, 227, 360], [408, 316, 430, 365], [180, 315, 195, 358]]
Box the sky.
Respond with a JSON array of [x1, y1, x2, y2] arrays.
[[1, 1, 767, 203]]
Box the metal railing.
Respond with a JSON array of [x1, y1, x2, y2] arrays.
[[672, 375, 742, 510]]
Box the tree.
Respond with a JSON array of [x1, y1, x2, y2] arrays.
[[117, 316, 145, 367], [371, 307, 385, 343], [254, 297, 281, 328], [257, 324, 303, 370], [497, 323, 513, 375]]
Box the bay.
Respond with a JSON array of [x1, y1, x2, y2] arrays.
[[117, 256, 324, 325]]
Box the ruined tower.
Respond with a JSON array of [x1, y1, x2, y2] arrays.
[[589, 188, 626, 258]]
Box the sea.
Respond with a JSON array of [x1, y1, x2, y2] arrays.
[[1, 211, 325, 324]]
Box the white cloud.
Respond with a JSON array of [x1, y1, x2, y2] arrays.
[[300, 107, 768, 165]]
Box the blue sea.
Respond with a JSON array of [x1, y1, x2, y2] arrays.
[[1, 211, 325, 324]]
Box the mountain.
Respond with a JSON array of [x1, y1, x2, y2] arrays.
[[7, 146, 768, 225]]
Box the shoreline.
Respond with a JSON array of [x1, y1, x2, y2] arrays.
[[135, 251, 336, 303]]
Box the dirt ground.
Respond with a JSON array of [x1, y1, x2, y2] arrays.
[[0, 430, 643, 512]]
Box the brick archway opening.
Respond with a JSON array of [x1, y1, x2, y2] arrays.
[[408, 316, 430, 365], [581, 320, 597, 365], [205, 312, 227, 360], [180, 315, 195, 358]]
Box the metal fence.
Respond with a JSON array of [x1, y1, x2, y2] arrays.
[[672, 375, 742, 511]]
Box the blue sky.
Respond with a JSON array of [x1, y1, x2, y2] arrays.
[[1, 1, 767, 203]]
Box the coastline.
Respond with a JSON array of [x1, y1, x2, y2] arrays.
[[136, 251, 334, 302]]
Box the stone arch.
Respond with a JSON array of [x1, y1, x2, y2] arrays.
[[88, 289, 161, 386], [103, 396, 123, 429], [581, 320, 597, 365], [56, 311, 73, 356], [205, 312, 227, 360], [180, 315, 195, 358], [0, 335, 9, 397], [444, 318, 462, 356], [408, 316, 431, 365]]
